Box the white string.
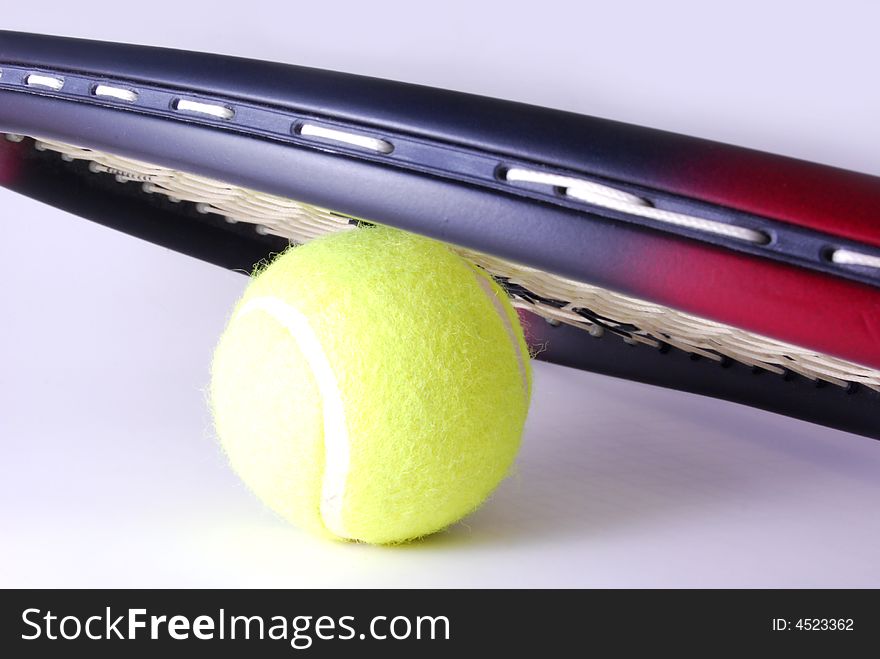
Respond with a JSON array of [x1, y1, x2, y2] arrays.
[[25, 74, 64, 91], [831, 248, 880, 269], [503, 167, 769, 244], [504, 168, 647, 206], [173, 98, 234, 120], [93, 85, 138, 103], [299, 123, 394, 154]]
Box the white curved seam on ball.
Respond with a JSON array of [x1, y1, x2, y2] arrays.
[[236, 296, 352, 539], [471, 268, 530, 399]]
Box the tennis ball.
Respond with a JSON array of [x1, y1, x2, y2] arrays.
[[210, 226, 531, 544]]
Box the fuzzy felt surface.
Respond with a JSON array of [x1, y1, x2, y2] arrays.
[[211, 227, 532, 544]]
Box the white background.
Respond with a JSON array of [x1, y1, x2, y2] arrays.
[[2, 1, 879, 587]]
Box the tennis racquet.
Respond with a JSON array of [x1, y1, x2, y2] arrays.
[[1, 31, 878, 438]]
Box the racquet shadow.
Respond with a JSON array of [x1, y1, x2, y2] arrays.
[[401, 362, 877, 550]]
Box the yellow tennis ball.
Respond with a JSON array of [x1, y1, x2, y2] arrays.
[[210, 226, 531, 544]]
